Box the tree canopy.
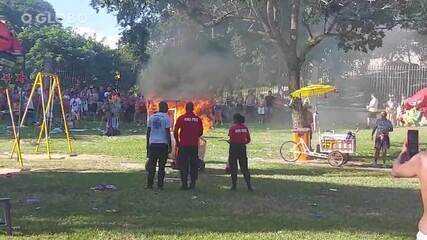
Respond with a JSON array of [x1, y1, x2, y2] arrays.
[[91, 0, 427, 91], [0, 0, 141, 90], [18, 25, 139, 88]]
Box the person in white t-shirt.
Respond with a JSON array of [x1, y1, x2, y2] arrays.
[[257, 97, 266, 125], [386, 94, 397, 126], [146, 101, 172, 190], [70, 94, 82, 127], [366, 94, 379, 127]]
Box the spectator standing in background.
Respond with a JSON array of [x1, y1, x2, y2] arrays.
[[80, 88, 88, 119], [245, 90, 257, 121], [302, 100, 314, 148], [372, 111, 393, 167], [135, 94, 147, 126], [265, 91, 276, 122], [366, 94, 379, 128], [236, 94, 245, 113], [70, 93, 82, 128], [386, 94, 397, 126], [257, 96, 265, 125], [88, 86, 99, 120], [98, 86, 106, 103], [214, 99, 223, 126], [111, 93, 121, 134], [104, 86, 113, 100]]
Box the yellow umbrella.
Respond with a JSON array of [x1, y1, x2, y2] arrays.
[[290, 84, 337, 98]]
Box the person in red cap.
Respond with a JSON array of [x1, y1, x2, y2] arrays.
[[174, 102, 203, 190], [228, 113, 253, 191]]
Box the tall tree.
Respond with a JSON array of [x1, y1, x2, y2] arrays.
[[18, 26, 139, 88], [91, 0, 426, 126]]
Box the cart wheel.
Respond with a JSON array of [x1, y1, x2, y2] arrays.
[[280, 141, 302, 162], [328, 151, 345, 167]]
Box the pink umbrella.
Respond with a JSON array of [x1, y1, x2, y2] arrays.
[[404, 88, 427, 110]]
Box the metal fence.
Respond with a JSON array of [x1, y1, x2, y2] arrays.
[[56, 69, 90, 88], [365, 64, 427, 101]]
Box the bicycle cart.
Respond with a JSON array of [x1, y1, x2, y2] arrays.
[[319, 131, 356, 166], [280, 84, 358, 167], [280, 131, 356, 167]]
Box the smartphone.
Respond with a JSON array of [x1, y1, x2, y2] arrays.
[[407, 130, 419, 159]]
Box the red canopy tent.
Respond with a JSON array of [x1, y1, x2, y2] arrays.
[[404, 88, 427, 115], [0, 21, 26, 168], [0, 21, 23, 55]]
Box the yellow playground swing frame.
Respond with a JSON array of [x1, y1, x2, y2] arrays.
[[11, 72, 73, 161]]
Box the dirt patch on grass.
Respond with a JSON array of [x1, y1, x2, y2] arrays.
[[0, 153, 144, 173]]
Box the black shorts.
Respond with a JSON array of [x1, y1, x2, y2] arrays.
[[375, 135, 390, 150]]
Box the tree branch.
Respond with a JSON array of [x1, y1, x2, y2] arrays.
[[303, 20, 314, 40], [250, 0, 271, 35], [266, 0, 283, 42], [300, 33, 339, 62]]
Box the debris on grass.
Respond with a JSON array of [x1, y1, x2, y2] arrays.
[[25, 197, 40, 205], [90, 184, 118, 192], [312, 212, 326, 220], [164, 177, 180, 183], [70, 129, 88, 132], [50, 128, 63, 134], [105, 209, 119, 213]]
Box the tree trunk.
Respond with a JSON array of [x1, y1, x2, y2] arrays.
[[288, 0, 305, 129], [289, 63, 305, 129]]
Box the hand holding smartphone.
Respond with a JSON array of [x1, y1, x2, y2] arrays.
[[400, 130, 419, 164]]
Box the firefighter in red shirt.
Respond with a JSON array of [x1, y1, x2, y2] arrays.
[[174, 102, 204, 190], [228, 113, 253, 191]]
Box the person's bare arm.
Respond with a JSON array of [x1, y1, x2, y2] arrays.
[[166, 128, 172, 153], [173, 117, 181, 147], [391, 148, 424, 178], [146, 127, 151, 158], [371, 126, 377, 140]]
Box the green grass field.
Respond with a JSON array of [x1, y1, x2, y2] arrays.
[[0, 123, 425, 239]]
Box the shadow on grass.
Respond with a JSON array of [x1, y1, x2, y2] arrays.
[[0, 167, 420, 238], [205, 166, 392, 179]]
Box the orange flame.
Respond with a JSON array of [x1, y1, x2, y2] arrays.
[[147, 99, 214, 132]]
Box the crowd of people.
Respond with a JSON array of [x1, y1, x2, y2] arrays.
[[214, 90, 286, 126], [367, 93, 427, 128], [62, 85, 148, 136], [0, 83, 286, 136], [0, 84, 149, 136]]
